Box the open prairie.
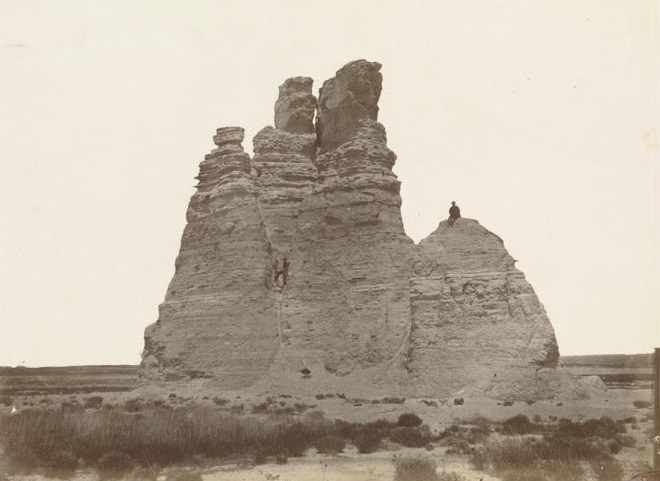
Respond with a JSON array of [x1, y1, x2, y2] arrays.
[[0, 354, 655, 481]]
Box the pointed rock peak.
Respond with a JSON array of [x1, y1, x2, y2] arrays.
[[418, 218, 515, 271], [316, 59, 384, 152], [275, 76, 317, 134], [336, 59, 382, 76]]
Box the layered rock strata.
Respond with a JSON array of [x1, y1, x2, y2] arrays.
[[407, 219, 573, 399], [140, 60, 580, 400], [264, 61, 413, 389], [141, 128, 278, 387]]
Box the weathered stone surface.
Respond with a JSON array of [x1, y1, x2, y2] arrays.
[[140, 128, 278, 387], [407, 218, 581, 399], [139, 60, 580, 400], [274, 77, 317, 134], [261, 64, 413, 392], [316, 60, 383, 152]]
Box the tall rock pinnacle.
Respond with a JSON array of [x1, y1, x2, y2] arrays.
[[274, 77, 317, 134], [139, 60, 582, 400], [141, 127, 278, 387]]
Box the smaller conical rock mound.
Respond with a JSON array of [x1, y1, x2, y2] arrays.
[[407, 218, 583, 400]]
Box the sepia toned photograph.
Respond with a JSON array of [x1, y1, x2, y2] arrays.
[[1, 1, 658, 480]]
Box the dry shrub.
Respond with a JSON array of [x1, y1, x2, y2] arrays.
[[391, 426, 432, 448], [501, 414, 536, 434], [397, 413, 423, 427], [394, 456, 438, 481], [439, 423, 490, 454], [314, 435, 345, 454], [354, 430, 383, 453], [84, 396, 104, 409]]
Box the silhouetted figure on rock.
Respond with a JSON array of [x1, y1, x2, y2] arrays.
[[448, 201, 461, 227]]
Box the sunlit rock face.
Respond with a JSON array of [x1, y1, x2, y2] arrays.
[[407, 219, 573, 399], [140, 60, 581, 400], [140, 127, 278, 387]]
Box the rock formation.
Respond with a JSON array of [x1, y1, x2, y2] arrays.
[[140, 60, 581, 400]]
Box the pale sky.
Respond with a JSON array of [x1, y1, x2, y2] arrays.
[[1, 0, 658, 367]]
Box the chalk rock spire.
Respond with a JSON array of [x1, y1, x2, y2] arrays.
[[139, 60, 583, 401]]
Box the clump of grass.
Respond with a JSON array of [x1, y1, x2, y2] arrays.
[[394, 456, 438, 481], [354, 432, 382, 453], [85, 396, 104, 409], [438, 422, 490, 455], [501, 414, 538, 434], [390, 426, 432, 448], [633, 399, 651, 409], [397, 413, 423, 427], [333, 418, 396, 454], [314, 435, 345, 454]]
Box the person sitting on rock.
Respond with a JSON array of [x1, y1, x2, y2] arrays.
[[448, 201, 461, 227]]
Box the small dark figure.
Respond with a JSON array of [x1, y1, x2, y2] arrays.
[[448, 201, 461, 227], [274, 257, 291, 287]]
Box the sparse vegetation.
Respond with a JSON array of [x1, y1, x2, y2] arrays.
[[394, 456, 438, 481], [0, 396, 639, 481], [436, 471, 467, 481], [472, 423, 627, 481]]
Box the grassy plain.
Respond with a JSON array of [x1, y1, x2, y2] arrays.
[[0, 354, 654, 481]]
